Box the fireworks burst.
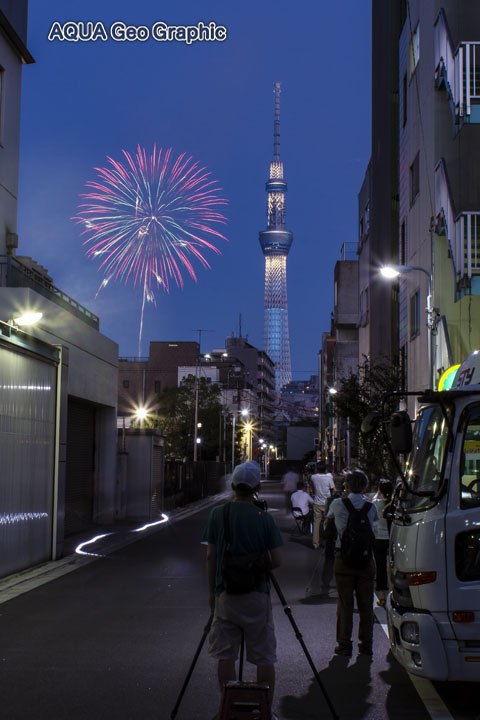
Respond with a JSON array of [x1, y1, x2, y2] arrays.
[[73, 145, 228, 354]]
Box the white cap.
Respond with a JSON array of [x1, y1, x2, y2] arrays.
[[232, 461, 261, 489]]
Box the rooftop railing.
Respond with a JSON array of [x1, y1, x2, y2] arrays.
[[0, 256, 99, 330]]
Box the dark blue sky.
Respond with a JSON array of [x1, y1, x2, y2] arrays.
[[18, 0, 371, 378]]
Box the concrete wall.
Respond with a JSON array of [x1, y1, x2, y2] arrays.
[[0, 287, 119, 552]]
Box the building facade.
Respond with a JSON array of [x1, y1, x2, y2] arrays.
[[398, 1, 480, 392], [118, 341, 199, 416], [357, 0, 403, 370], [0, 2, 118, 577]]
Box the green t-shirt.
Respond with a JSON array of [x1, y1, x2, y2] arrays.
[[203, 501, 283, 595]]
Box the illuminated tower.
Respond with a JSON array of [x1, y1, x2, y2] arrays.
[[259, 82, 293, 392]]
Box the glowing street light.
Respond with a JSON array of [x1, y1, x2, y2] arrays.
[[12, 311, 43, 326], [134, 406, 148, 421]]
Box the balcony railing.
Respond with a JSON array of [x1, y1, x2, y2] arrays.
[[0, 256, 99, 329], [435, 11, 480, 124]]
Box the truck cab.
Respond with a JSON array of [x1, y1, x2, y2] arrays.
[[385, 351, 480, 681]]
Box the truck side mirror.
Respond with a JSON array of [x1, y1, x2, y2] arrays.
[[361, 411, 382, 435], [389, 411, 412, 454]]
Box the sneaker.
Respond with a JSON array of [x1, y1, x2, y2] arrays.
[[358, 643, 373, 655], [334, 644, 352, 656]]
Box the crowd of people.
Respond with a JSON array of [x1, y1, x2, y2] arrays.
[[203, 460, 395, 719]]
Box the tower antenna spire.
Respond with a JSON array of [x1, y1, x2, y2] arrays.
[[273, 81, 281, 162]]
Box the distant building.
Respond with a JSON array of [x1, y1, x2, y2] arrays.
[[319, 243, 359, 469], [280, 377, 319, 423], [225, 335, 276, 441], [118, 341, 199, 416]]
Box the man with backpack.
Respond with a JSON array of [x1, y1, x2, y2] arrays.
[[327, 469, 378, 657], [203, 461, 283, 719]]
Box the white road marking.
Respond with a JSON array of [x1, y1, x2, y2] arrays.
[[375, 605, 454, 720]]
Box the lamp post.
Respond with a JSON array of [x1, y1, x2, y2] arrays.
[[381, 264, 436, 389]]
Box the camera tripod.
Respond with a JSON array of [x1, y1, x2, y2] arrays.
[[170, 573, 339, 720]]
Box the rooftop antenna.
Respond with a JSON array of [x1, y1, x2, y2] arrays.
[[273, 81, 281, 162], [239, 313, 242, 338]]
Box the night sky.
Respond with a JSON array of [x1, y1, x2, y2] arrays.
[[18, 0, 371, 378]]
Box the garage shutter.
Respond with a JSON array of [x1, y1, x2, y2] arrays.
[[65, 400, 95, 535]]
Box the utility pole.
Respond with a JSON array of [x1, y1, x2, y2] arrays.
[[192, 328, 214, 461]]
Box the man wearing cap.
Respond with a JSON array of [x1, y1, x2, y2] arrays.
[[203, 461, 283, 720]]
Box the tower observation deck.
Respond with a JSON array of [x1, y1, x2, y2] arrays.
[[259, 82, 293, 392]]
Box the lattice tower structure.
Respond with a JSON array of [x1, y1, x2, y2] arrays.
[[259, 82, 293, 392]]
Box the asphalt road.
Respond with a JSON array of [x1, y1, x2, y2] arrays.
[[0, 483, 479, 720]]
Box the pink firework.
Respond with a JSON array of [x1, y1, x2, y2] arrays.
[[73, 145, 228, 353]]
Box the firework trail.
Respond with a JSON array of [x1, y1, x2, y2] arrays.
[[74, 145, 228, 355]]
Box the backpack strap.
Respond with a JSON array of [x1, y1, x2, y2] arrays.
[[342, 498, 372, 516], [342, 497, 356, 514]]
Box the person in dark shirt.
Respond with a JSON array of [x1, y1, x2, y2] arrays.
[[203, 461, 283, 719]]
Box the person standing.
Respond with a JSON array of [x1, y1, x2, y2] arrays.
[[282, 467, 300, 512], [310, 462, 335, 549], [327, 469, 378, 656], [203, 461, 283, 719]]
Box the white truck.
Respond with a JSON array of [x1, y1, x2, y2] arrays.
[[374, 350, 480, 681]]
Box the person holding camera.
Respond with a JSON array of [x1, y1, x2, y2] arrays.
[[203, 461, 283, 719]]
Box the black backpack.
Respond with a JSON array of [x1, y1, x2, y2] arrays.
[[340, 498, 375, 567], [221, 503, 268, 594]]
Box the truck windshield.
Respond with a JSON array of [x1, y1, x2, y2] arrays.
[[460, 407, 480, 509], [404, 404, 450, 510]]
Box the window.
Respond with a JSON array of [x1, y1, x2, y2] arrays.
[[409, 153, 420, 206], [410, 23, 420, 76], [154, 381, 161, 393], [460, 408, 480, 509], [404, 404, 450, 511], [122, 379, 129, 388], [410, 290, 420, 338], [402, 73, 407, 127], [400, 220, 407, 265]]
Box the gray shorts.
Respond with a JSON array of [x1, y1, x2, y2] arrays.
[[209, 591, 277, 665]]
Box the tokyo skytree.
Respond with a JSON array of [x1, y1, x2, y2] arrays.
[[259, 82, 293, 392]]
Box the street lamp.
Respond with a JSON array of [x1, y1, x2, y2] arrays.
[[380, 264, 436, 389], [11, 311, 43, 326]]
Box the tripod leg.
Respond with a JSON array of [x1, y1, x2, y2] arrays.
[[170, 612, 214, 719], [269, 573, 339, 720]]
